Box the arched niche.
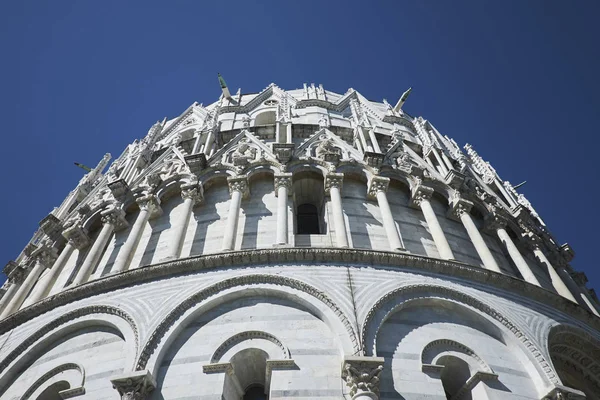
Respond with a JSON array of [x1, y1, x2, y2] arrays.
[[254, 110, 276, 127], [362, 285, 552, 399], [548, 324, 600, 399]]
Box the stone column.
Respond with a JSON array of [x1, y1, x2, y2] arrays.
[[111, 370, 156, 400], [286, 123, 292, 143], [0, 262, 25, 318], [204, 130, 215, 157], [73, 206, 128, 286], [163, 183, 203, 261], [448, 198, 501, 273], [411, 185, 454, 260], [222, 176, 249, 251], [112, 195, 162, 273], [485, 214, 541, 286], [342, 357, 385, 400], [367, 129, 381, 153], [274, 174, 292, 245], [5, 246, 57, 315], [368, 177, 404, 251], [522, 232, 578, 302], [325, 173, 349, 248], [24, 224, 89, 305], [431, 148, 448, 175]]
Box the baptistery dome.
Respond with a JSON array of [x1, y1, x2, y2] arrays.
[[0, 83, 599, 400]]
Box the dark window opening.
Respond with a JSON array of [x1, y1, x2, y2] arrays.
[[297, 203, 320, 234], [244, 385, 267, 400]]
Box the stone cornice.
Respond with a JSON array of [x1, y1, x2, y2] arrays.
[[0, 248, 598, 336]]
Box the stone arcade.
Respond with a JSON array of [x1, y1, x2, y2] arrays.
[[0, 83, 599, 399]]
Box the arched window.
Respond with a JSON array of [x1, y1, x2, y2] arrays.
[[243, 384, 267, 400], [297, 203, 321, 234]]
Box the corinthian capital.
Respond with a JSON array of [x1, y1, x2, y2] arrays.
[[136, 194, 163, 219], [101, 206, 129, 232], [180, 182, 204, 205], [31, 245, 58, 269], [324, 173, 344, 195], [342, 357, 385, 399], [483, 212, 508, 233], [409, 185, 434, 208], [110, 370, 156, 400], [227, 176, 250, 199], [3, 261, 25, 284], [62, 224, 90, 250], [367, 176, 389, 200], [274, 173, 293, 195], [447, 197, 473, 221]]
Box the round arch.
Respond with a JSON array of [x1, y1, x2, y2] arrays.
[[21, 363, 85, 400], [361, 284, 559, 387], [136, 274, 359, 376], [0, 305, 138, 395]]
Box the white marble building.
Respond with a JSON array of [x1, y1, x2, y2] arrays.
[[0, 83, 598, 400]]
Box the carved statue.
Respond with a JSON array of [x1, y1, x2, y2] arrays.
[[318, 115, 330, 129], [315, 138, 342, 163], [232, 139, 257, 167]]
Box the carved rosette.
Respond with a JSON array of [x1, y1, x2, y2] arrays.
[[367, 176, 389, 200], [342, 357, 385, 399], [227, 176, 250, 199], [62, 224, 90, 250], [447, 197, 473, 221], [274, 173, 292, 196], [410, 185, 434, 208], [180, 183, 204, 206], [111, 370, 156, 400], [136, 194, 162, 219], [324, 173, 344, 195], [101, 206, 129, 232]]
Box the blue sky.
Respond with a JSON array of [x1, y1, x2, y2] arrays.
[[1, 1, 599, 290]]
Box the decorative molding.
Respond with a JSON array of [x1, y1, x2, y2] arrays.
[[227, 176, 250, 199], [180, 182, 204, 205], [361, 283, 560, 385], [367, 176, 389, 200], [409, 184, 434, 208], [136, 194, 162, 219], [274, 173, 293, 195], [0, 306, 138, 375], [134, 273, 359, 370], [210, 331, 290, 363], [421, 339, 493, 373], [324, 173, 344, 195], [100, 206, 129, 232]]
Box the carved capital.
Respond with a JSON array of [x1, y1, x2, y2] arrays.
[[447, 197, 473, 221], [136, 194, 162, 219], [409, 185, 434, 208], [324, 173, 344, 195], [108, 179, 132, 203], [227, 176, 250, 199], [101, 206, 129, 232], [111, 370, 156, 400], [542, 385, 586, 400], [367, 176, 390, 200], [62, 224, 90, 250], [31, 245, 58, 269], [3, 261, 25, 284], [180, 183, 204, 205], [274, 173, 293, 196], [342, 357, 385, 399], [483, 212, 508, 233], [521, 230, 543, 251], [38, 214, 62, 242]]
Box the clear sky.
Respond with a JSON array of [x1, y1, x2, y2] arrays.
[[1, 1, 599, 290]]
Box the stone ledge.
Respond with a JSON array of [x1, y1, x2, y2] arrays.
[[0, 247, 598, 335]]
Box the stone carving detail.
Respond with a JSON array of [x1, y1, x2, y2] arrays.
[[4, 261, 25, 285], [324, 173, 344, 195], [232, 138, 257, 167], [274, 174, 292, 194], [342, 357, 384, 397], [180, 184, 204, 205], [318, 114, 330, 129], [315, 137, 342, 163], [159, 154, 187, 180], [483, 212, 508, 232], [394, 149, 412, 172], [136, 194, 162, 218], [111, 371, 156, 400], [101, 205, 129, 231], [410, 185, 434, 207], [447, 197, 473, 221], [62, 223, 90, 250], [367, 177, 389, 200], [227, 176, 250, 199], [464, 143, 496, 184], [31, 245, 58, 269]]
